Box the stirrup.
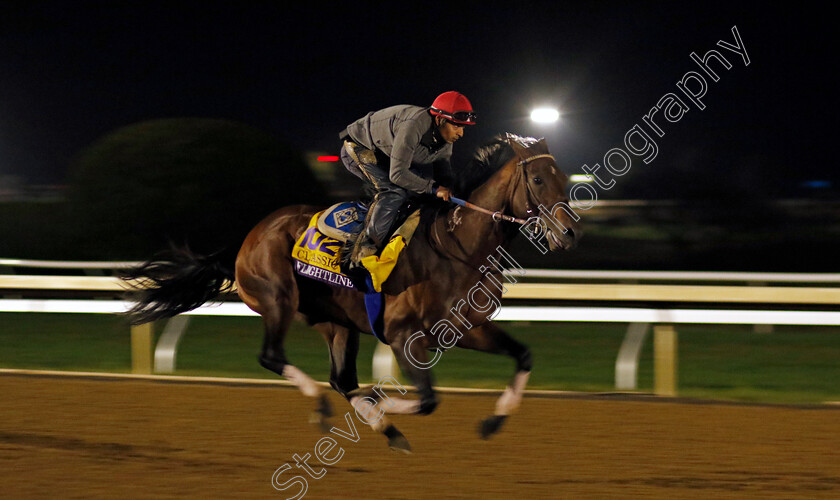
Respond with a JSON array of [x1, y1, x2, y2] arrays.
[[344, 237, 378, 292], [349, 237, 378, 268]]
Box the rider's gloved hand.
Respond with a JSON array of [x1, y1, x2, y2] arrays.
[[435, 186, 452, 202]]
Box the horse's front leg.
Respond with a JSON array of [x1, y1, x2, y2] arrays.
[[457, 321, 532, 439]]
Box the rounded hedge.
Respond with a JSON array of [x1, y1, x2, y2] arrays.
[[69, 118, 325, 259]]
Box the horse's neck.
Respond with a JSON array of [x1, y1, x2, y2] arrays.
[[385, 160, 518, 293], [445, 161, 518, 259]]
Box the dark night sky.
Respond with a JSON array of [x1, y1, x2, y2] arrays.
[[0, 2, 833, 197]]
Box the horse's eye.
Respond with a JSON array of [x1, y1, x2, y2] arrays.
[[532, 177, 543, 185]]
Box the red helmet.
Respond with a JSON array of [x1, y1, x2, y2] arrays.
[[430, 91, 476, 125]]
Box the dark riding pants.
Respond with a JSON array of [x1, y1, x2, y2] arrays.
[[341, 142, 414, 248]]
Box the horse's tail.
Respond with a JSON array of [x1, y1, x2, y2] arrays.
[[120, 245, 236, 326]]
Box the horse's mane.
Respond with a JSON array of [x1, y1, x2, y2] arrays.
[[454, 133, 546, 197]]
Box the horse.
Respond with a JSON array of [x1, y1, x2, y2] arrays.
[[123, 133, 581, 452]]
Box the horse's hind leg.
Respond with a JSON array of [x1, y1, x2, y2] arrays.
[[316, 322, 412, 453], [457, 322, 532, 439], [314, 322, 360, 398], [256, 294, 332, 430]]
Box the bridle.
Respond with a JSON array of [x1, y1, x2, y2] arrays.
[[450, 148, 557, 228], [510, 151, 557, 221], [432, 144, 558, 263]]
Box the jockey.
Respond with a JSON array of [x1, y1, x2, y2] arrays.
[[339, 91, 476, 266]]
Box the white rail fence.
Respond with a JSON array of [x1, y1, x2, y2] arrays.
[[3, 259, 840, 396]]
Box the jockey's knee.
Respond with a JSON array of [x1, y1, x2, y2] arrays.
[[340, 143, 369, 183], [375, 186, 409, 205]]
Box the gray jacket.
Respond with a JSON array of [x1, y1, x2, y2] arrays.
[[340, 105, 453, 194]]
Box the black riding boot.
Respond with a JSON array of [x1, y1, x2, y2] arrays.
[[349, 190, 404, 264]]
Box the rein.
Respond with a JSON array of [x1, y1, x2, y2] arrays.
[[449, 196, 528, 225]]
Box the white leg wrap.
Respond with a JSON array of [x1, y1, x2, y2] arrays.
[[349, 396, 389, 432], [379, 397, 420, 415], [495, 371, 530, 416], [282, 365, 321, 398]]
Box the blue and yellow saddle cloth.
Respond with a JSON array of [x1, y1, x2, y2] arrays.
[[292, 202, 418, 343]]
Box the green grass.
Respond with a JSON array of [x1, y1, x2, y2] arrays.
[[0, 313, 132, 372], [1, 313, 839, 404]]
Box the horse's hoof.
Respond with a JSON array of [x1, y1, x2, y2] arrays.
[[309, 394, 333, 433], [417, 394, 439, 415], [309, 411, 332, 433], [478, 415, 507, 440], [316, 394, 333, 418], [384, 425, 412, 454]]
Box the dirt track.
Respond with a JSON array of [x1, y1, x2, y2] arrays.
[[1, 373, 838, 499]]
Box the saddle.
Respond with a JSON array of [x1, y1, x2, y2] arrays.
[[316, 201, 369, 244]]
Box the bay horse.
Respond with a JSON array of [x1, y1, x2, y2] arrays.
[[123, 133, 581, 452]]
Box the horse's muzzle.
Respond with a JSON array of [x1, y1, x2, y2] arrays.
[[547, 226, 581, 251]]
